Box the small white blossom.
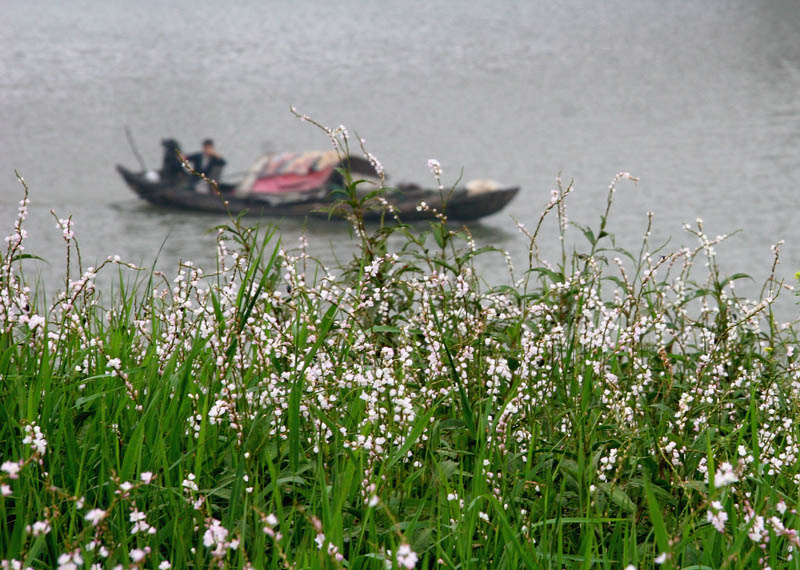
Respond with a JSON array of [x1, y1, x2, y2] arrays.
[[706, 507, 728, 533], [22, 424, 47, 455], [130, 548, 149, 563], [1, 462, 20, 479], [714, 462, 738, 487], [203, 518, 230, 552], [396, 544, 418, 569], [85, 509, 107, 526], [29, 520, 51, 536], [57, 551, 83, 570]]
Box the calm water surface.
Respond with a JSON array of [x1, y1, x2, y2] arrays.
[[2, 0, 800, 312]]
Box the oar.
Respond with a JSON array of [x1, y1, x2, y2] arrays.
[[124, 125, 148, 172]]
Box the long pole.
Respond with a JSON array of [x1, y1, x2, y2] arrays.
[[124, 125, 148, 171]]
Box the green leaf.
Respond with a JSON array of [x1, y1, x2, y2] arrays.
[[719, 272, 753, 289], [429, 299, 476, 439], [430, 222, 446, 249], [643, 476, 671, 567], [597, 482, 636, 514], [488, 495, 538, 567], [289, 303, 338, 471], [371, 325, 402, 334]]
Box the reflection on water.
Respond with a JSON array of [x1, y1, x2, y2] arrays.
[[2, 0, 800, 316]]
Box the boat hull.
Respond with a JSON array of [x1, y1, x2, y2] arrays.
[[116, 165, 519, 221]]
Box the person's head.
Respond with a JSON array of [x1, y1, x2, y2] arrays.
[[202, 138, 214, 154], [162, 138, 181, 152]]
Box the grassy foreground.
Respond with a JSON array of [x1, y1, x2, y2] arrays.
[[1, 160, 800, 569]]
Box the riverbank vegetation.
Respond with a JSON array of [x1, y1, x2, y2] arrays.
[[2, 131, 800, 569]]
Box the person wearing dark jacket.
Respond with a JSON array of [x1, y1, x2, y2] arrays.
[[186, 138, 226, 187], [160, 138, 184, 180]]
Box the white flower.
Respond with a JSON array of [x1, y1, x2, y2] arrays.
[[129, 508, 156, 535], [1, 483, 11, 496], [57, 550, 83, 570], [57, 217, 74, 241], [396, 544, 418, 569], [706, 508, 728, 533], [26, 315, 45, 329], [130, 548, 148, 562], [182, 476, 198, 492], [265, 513, 278, 527], [85, 508, 107, 526], [654, 551, 668, 564], [714, 462, 738, 487], [203, 519, 229, 548], [158, 562, 171, 569], [747, 513, 767, 542], [29, 520, 51, 536], [140, 472, 155, 484], [22, 424, 47, 455], [1, 461, 21, 479]]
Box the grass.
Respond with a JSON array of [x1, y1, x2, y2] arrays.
[[1, 126, 800, 569]]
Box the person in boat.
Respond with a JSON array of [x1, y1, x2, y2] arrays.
[[160, 138, 185, 180], [185, 138, 227, 188]]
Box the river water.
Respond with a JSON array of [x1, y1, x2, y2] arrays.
[[3, 0, 800, 314]]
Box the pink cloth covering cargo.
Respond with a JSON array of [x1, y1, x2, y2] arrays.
[[237, 151, 340, 196]]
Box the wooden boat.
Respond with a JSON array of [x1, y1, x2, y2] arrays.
[[116, 149, 519, 221]]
